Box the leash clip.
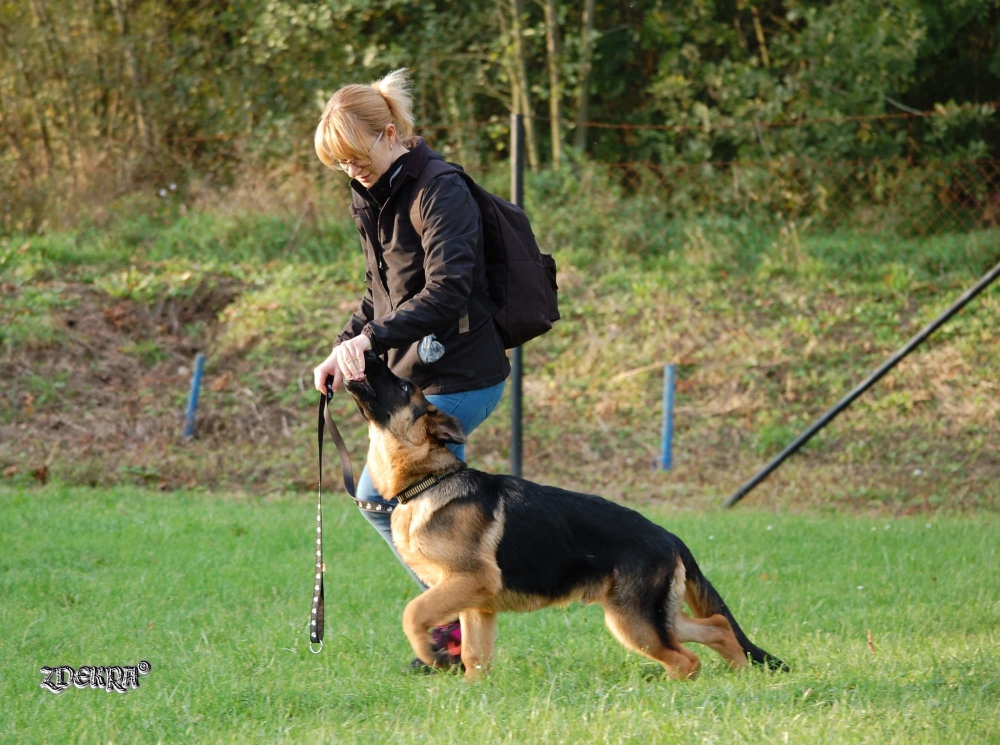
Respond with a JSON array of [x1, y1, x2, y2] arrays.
[[309, 640, 324, 654]]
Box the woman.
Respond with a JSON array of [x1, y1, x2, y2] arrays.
[[312, 69, 509, 669]]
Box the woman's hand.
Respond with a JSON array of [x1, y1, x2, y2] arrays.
[[314, 335, 372, 393], [336, 334, 372, 381], [313, 349, 344, 394]]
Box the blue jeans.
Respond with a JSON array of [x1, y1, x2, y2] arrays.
[[357, 380, 506, 590]]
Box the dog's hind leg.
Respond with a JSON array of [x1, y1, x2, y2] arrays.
[[459, 609, 497, 681], [602, 604, 701, 680], [672, 611, 748, 669], [402, 572, 498, 670], [678, 554, 787, 671], [662, 555, 746, 669]]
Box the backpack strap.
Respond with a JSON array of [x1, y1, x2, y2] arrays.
[[407, 162, 501, 317], [407, 159, 463, 235]]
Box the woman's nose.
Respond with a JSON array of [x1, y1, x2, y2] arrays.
[[346, 162, 364, 178]]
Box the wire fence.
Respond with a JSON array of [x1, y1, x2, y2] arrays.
[[7, 100, 999, 241], [603, 157, 1000, 237], [421, 102, 1000, 238]]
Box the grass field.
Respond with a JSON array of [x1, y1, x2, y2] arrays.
[[2, 485, 998, 744]]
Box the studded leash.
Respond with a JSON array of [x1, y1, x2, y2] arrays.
[[309, 379, 356, 654]]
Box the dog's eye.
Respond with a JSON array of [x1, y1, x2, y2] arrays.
[[400, 381, 411, 394]]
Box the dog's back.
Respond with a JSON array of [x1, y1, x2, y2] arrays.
[[490, 476, 683, 601]]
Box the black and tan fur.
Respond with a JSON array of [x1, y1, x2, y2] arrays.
[[346, 355, 787, 681]]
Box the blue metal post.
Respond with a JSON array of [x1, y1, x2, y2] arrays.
[[659, 363, 676, 470], [183, 353, 206, 439]]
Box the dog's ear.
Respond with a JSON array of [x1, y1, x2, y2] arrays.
[[425, 408, 467, 445]]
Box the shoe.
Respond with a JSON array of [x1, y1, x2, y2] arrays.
[[409, 622, 463, 673]]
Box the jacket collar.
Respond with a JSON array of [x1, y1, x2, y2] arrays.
[[351, 136, 435, 208]]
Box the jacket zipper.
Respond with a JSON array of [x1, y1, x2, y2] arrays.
[[374, 186, 408, 311], [357, 170, 415, 312], [357, 208, 393, 307]]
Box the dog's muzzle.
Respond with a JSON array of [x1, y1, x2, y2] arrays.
[[346, 378, 377, 399]]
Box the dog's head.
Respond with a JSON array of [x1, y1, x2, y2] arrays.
[[346, 352, 466, 449], [345, 354, 466, 496]]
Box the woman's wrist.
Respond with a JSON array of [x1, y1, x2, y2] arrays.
[[361, 325, 381, 355]]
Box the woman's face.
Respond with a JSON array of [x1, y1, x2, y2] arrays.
[[345, 124, 398, 187]]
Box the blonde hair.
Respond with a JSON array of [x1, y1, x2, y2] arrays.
[[314, 68, 415, 168]]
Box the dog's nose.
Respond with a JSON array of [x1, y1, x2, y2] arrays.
[[363, 351, 385, 378]]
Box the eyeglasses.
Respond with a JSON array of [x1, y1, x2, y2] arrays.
[[331, 130, 384, 172]]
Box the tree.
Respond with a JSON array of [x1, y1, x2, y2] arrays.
[[574, 0, 596, 152], [509, 0, 540, 170], [542, 0, 563, 167]]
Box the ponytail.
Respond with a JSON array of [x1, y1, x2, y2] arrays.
[[371, 68, 414, 138]]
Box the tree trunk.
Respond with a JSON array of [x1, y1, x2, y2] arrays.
[[91, 0, 112, 139], [0, 26, 55, 174], [28, 0, 81, 183], [543, 0, 562, 168], [109, 0, 150, 152], [497, 4, 520, 116], [447, 86, 476, 169], [510, 0, 539, 170], [574, 0, 595, 152], [433, 60, 471, 168], [0, 94, 37, 184], [750, 6, 770, 68]]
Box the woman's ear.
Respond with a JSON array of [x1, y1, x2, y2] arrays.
[[425, 408, 467, 445]]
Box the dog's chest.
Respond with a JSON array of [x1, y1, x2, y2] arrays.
[[390, 503, 445, 586]]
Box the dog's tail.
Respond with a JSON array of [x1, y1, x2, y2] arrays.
[[678, 544, 788, 672]]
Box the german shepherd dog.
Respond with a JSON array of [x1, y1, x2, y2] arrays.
[[346, 354, 787, 681]]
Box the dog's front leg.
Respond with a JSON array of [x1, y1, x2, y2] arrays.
[[401, 574, 492, 670], [401, 600, 441, 668], [459, 609, 497, 681]]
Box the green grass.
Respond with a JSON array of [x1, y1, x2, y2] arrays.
[[2, 485, 998, 744]]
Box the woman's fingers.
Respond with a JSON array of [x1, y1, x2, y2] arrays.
[[313, 354, 341, 393], [328, 365, 344, 393], [316, 336, 373, 393], [349, 344, 367, 379], [334, 345, 353, 380], [346, 337, 372, 379], [335, 339, 367, 381]]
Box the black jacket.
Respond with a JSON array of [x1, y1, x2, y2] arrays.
[[336, 137, 510, 395]]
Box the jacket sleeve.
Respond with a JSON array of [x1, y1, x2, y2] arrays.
[[335, 262, 375, 347], [362, 173, 480, 354]]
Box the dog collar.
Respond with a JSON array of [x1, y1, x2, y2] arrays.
[[394, 463, 467, 504]]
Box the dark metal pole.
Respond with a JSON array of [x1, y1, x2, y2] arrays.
[[724, 258, 1000, 509], [510, 113, 525, 477]]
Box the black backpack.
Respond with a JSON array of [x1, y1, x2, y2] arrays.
[[409, 161, 560, 349]]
